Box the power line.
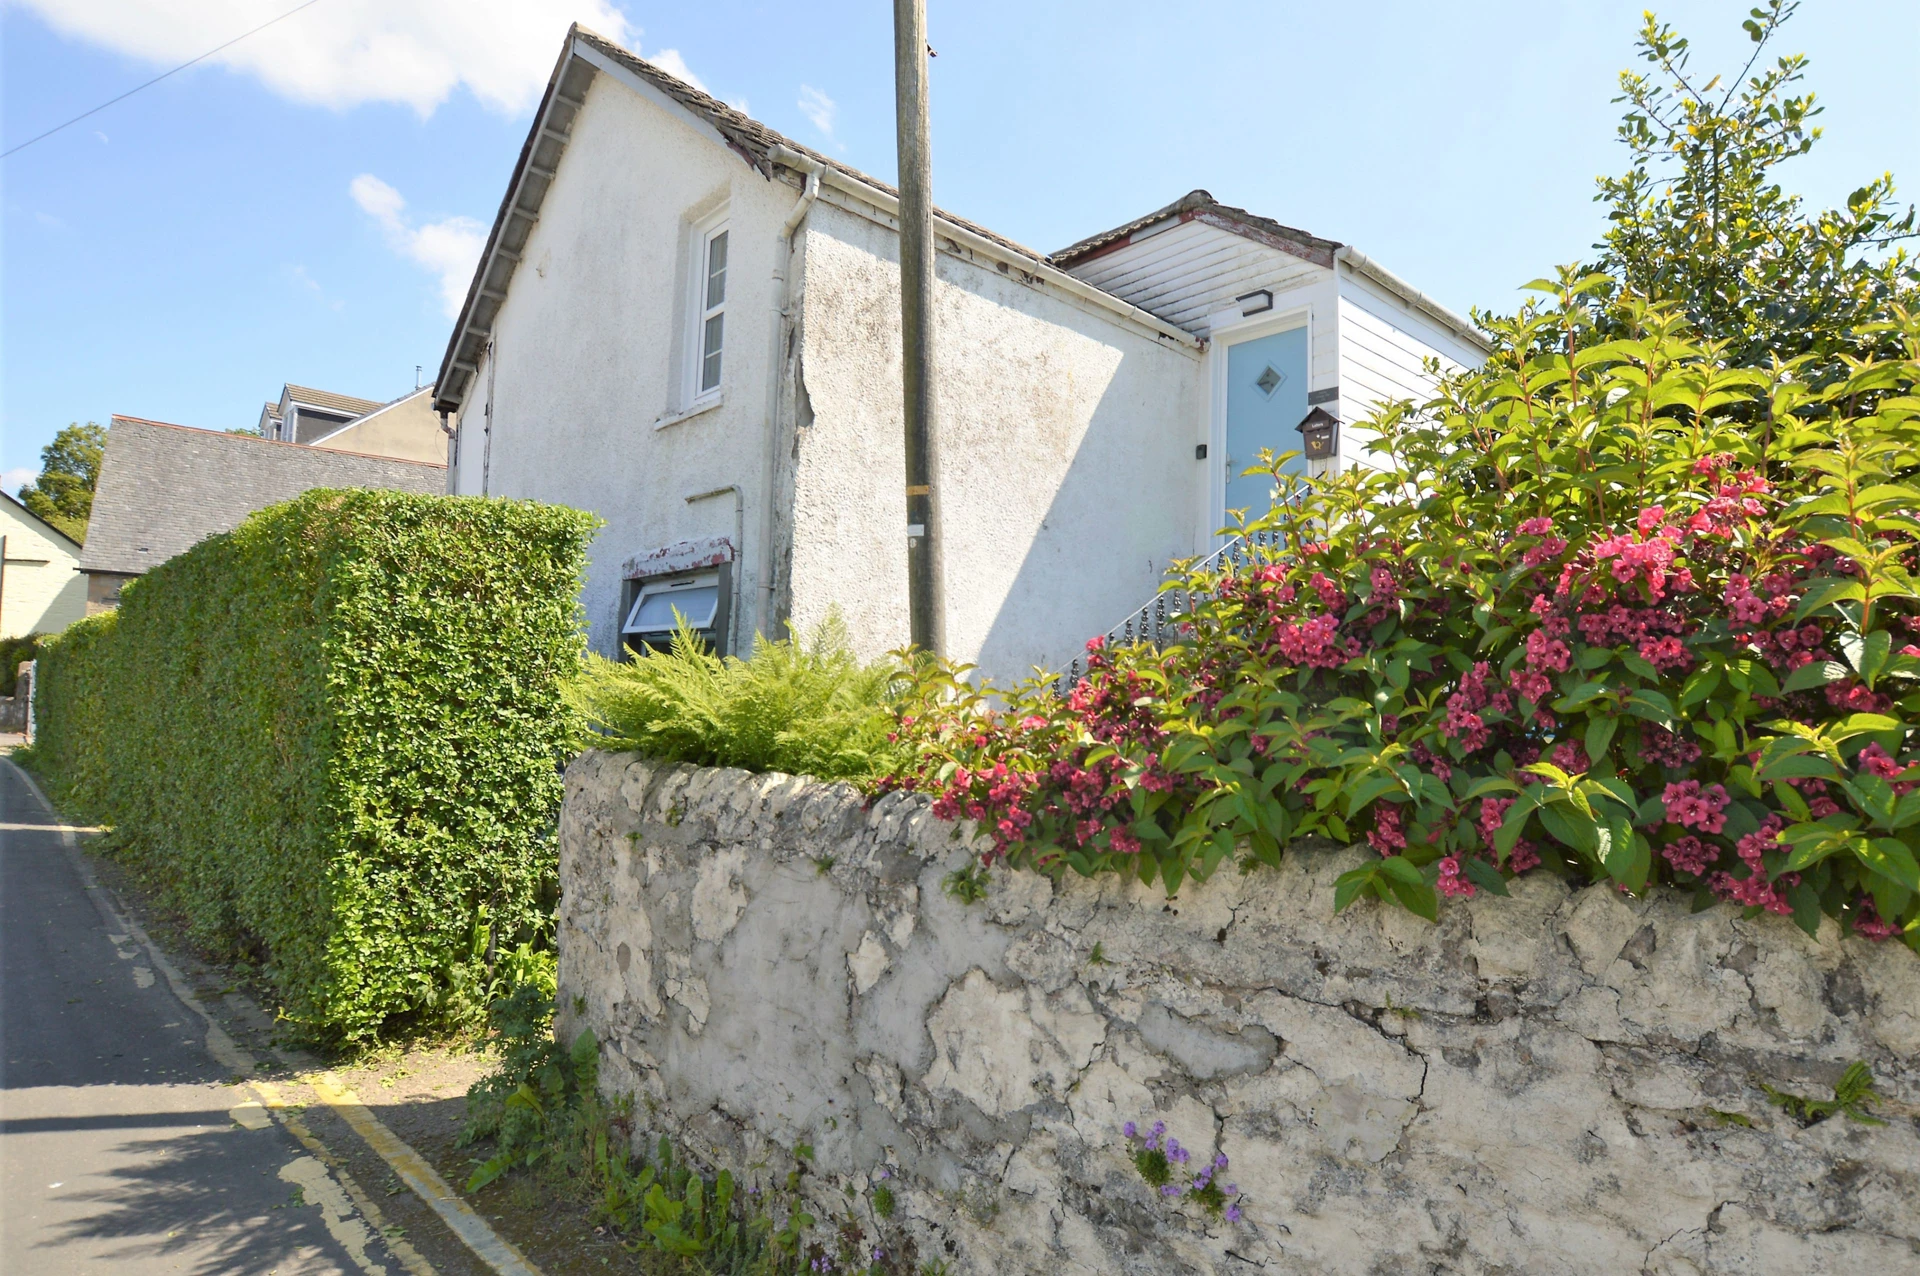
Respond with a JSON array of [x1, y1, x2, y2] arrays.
[[2, 0, 329, 160]]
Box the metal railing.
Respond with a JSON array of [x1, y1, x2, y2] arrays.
[[1050, 529, 1284, 694]]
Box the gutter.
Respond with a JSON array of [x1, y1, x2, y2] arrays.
[[799, 162, 1201, 352], [1333, 246, 1490, 355]]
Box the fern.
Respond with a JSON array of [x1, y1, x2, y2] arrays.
[[1762, 1061, 1886, 1126], [566, 613, 907, 782]]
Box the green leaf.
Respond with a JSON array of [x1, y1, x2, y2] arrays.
[[1384, 875, 1438, 922], [1794, 578, 1865, 623], [1840, 629, 1893, 687], [1553, 680, 1613, 712], [1333, 865, 1378, 913], [1540, 803, 1600, 857], [1584, 715, 1619, 765], [1463, 856, 1510, 896], [1678, 666, 1723, 708], [1757, 753, 1839, 782], [1786, 879, 1823, 938], [1376, 854, 1428, 888], [1344, 771, 1403, 818], [1780, 660, 1848, 694], [1494, 790, 1539, 856], [1856, 838, 1920, 894], [1625, 689, 1676, 727], [1599, 814, 1649, 891]]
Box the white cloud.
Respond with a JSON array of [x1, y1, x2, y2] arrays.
[[4, 466, 38, 496], [351, 174, 486, 316], [14, 0, 638, 117], [798, 84, 837, 139]]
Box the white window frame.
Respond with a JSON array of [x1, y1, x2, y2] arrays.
[[622, 570, 724, 652], [684, 209, 730, 408]]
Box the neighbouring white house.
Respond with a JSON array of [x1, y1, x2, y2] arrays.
[[1, 490, 86, 639], [260, 383, 447, 464], [433, 25, 1487, 682]]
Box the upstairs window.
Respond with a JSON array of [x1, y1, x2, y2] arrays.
[[695, 224, 728, 397]]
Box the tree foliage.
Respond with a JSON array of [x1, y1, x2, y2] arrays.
[[1581, 0, 1916, 381], [18, 421, 106, 543]]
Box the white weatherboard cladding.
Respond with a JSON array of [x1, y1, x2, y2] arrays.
[[1335, 274, 1481, 472], [1065, 219, 1325, 336], [446, 72, 792, 656], [789, 201, 1205, 678]]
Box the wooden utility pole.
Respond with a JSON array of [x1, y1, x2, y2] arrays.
[[893, 0, 938, 652]]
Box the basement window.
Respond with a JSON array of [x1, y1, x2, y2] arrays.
[[622, 568, 729, 656]]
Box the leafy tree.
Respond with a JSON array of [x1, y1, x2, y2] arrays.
[[1581, 0, 1917, 382], [18, 422, 106, 544]]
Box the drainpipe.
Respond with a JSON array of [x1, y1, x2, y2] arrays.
[[685, 484, 745, 657], [761, 145, 823, 646]]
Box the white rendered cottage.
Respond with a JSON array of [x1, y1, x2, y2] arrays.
[[433, 26, 1487, 683]]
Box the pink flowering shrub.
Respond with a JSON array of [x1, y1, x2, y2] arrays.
[[887, 298, 1920, 951]]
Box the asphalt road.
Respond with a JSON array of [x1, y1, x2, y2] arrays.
[[0, 759, 393, 1275]]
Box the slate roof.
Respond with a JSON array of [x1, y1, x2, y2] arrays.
[[1051, 189, 1344, 269], [80, 416, 447, 576], [285, 384, 385, 417]]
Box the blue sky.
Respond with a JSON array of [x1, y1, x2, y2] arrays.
[[5, 0, 1917, 490]]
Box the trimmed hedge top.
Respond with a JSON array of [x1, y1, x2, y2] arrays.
[[32, 489, 596, 1042]]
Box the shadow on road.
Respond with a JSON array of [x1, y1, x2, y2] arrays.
[[33, 1125, 348, 1275]]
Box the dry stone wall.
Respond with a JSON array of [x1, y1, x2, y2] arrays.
[[556, 751, 1920, 1274]]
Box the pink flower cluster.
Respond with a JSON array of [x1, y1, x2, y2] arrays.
[[1270, 612, 1359, 669], [1709, 815, 1796, 914], [1369, 803, 1407, 856], [1436, 855, 1475, 898], [1662, 780, 1729, 833]]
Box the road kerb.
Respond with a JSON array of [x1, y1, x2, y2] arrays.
[[253, 1078, 439, 1276], [310, 1073, 544, 1276], [5, 759, 540, 1276]]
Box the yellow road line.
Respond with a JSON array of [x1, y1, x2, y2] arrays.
[[254, 1079, 438, 1276], [6, 761, 540, 1276], [310, 1072, 544, 1276]]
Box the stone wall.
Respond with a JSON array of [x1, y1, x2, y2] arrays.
[[557, 751, 1920, 1274]]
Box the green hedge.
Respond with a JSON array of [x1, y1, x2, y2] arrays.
[[32, 489, 596, 1043]]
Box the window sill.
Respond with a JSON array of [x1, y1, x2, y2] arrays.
[[654, 395, 723, 431]]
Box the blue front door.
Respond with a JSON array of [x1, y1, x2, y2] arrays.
[[1224, 326, 1309, 523]]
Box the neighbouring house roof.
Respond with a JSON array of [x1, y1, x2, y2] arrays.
[[262, 401, 283, 423], [2, 489, 84, 553], [79, 416, 447, 577], [436, 25, 1194, 417], [284, 384, 384, 417], [307, 385, 439, 449]]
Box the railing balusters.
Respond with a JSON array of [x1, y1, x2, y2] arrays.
[[1049, 533, 1267, 696]]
